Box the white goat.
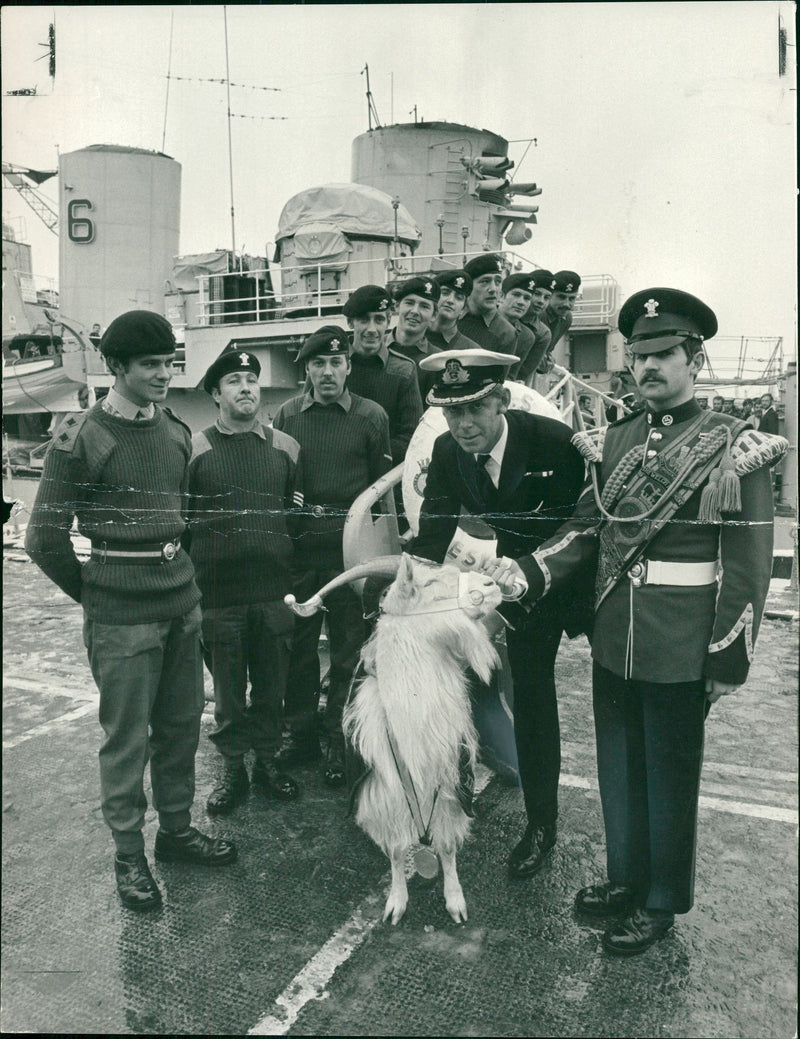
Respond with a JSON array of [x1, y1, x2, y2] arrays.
[[288, 553, 501, 925]]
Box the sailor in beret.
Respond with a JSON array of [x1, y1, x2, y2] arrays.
[[542, 269, 581, 355], [387, 276, 441, 383], [343, 284, 422, 465], [458, 254, 518, 355], [409, 348, 590, 883], [415, 270, 482, 396], [202, 349, 261, 396], [518, 269, 557, 380], [273, 328, 392, 786], [497, 285, 787, 955], [100, 309, 177, 363], [498, 273, 551, 383]]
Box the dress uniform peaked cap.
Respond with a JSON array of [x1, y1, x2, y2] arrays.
[[296, 325, 350, 363], [203, 350, 261, 394], [393, 276, 440, 304], [420, 348, 518, 406], [100, 310, 176, 361], [464, 253, 506, 280], [619, 288, 718, 355], [343, 284, 392, 319], [435, 269, 473, 296]]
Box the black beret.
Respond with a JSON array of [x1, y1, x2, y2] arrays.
[[393, 277, 440, 304], [618, 287, 718, 355], [420, 348, 518, 406], [100, 310, 176, 361], [296, 325, 350, 364], [202, 350, 261, 394], [435, 269, 473, 296], [343, 284, 392, 320], [502, 272, 541, 295], [463, 253, 506, 280], [552, 271, 581, 293]]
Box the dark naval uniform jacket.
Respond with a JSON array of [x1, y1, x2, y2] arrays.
[[519, 398, 785, 685], [410, 408, 588, 632]]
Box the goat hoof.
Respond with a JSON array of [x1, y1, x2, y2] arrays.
[[383, 896, 407, 925], [446, 897, 468, 924]]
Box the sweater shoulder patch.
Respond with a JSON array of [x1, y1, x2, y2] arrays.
[[52, 410, 91, 453], [190, 430, 214, 462], [270, 426, 301, 464], [161, 406, 192, 438]]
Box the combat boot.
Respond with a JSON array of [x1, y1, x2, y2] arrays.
[[206, 757, 249, 816]]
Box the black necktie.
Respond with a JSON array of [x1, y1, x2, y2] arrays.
[[475, 454, 496, 508]]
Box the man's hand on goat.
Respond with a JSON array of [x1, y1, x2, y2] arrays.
[[480, 556, 528, 600]]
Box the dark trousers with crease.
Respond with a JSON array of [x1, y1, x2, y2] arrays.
[[505, 605, 565, 829], [592, 661, 707, 914], [284, 568, 367, 738]]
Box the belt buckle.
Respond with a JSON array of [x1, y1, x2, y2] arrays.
[[628, 561, 646, 587], [99, 540, 108, 564], [161, 541, 178, 562], [311, 505, 324, 519]]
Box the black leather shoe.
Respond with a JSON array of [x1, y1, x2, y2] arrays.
[[206, 760, 249, 816], [323, 735, 346, 788], [602, 908, 675, 956], [154, 826, 238, 866], [507, 823, 557, 878], [575, 882, 637, 919], [274, 734, 322, 767], [115, 852, 162, 911], [252, 760, 300, 800]]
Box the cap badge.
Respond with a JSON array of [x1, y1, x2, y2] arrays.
[[527, 280, 535, 291], [330, 339, 340, 350], [495, 260, 503, 271], [454, 277, 464, 289], [644, 298, 659, 318], [424, 281, 433, 295], [379, 299, 389, 310], [565, 282, 574, 292], [550, 279, 556, 290], [442, 359, 470, 385], [239, 353, 251, 365]]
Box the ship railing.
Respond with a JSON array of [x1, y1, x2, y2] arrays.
[[193, 251, 619, 328]]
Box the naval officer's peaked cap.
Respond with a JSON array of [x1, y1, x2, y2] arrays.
[[420, 348, 518, 406], [203, 350, 261, 394], [619, 288, 718, 355]]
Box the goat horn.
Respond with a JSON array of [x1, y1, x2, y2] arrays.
[[284, 555, 402, 617]]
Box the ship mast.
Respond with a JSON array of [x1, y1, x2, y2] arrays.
[[224, 7, 237, 260]]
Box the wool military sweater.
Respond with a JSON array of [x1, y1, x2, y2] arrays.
[[272, 390, 392, 568], [25, 403, 201, 624], [187, 423, 302, 607], [347, 349, 422, 464]]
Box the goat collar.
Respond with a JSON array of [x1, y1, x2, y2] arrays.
[[380, 569, 493, 617]]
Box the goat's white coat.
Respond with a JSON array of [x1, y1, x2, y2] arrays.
[[343, 555, 501, 923]]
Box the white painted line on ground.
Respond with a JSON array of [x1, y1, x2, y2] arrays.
[[3, 701, 99, 750], [560, 772, 797, 824], [247, 768, 494, 1036]]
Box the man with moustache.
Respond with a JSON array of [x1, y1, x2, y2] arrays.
[[515, 269, 556, 381], [273, 327, 392, 786], [485, 288, 785, 954], [343, 284, 422, 465], [499, 271, 557, 383], [542, 270, 581, 361], [26, 311, 237, 912], [457, 253, 518, 355], [187, 350, 303, 815]]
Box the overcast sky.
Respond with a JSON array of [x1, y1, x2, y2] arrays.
[[2, 3, 796, 371]]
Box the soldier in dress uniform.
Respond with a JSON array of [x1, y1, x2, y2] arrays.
[[484, 288, 787, 954]]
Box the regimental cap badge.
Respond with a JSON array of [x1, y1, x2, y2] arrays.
[[565, 282, 574, 292], [330, 338, 341, 350], [442, 359, 470, 385], [239, 352, 251, 365], [424, 281, 433, 295], [496, 259, 504, 271], [527, 280, 535, 291], [644, 298, 659, 318], [378, 298, 389, 310], [454, 276, 464, 289]]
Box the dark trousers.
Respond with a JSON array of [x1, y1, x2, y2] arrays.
[[83, 606, 204, 855], [201, 600, 294, 762], [505, 606, 565, 828], [592, 662, 707, 914], [284, 568, 366, 737]]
